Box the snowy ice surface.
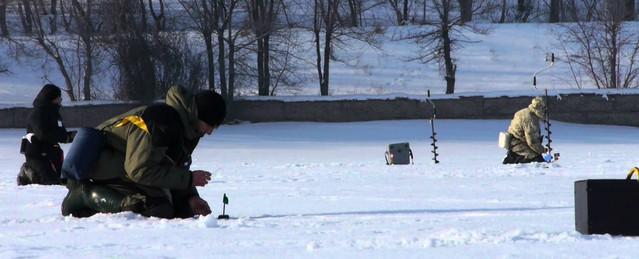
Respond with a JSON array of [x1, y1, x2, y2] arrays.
[[2, 119, 639, 258]]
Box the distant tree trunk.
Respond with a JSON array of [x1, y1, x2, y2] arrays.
[[37, 0, 46, 14], [317, 0, 337, 96], [248, 0, 277, 95], [516, 0, 531, 22], [178, 0, 217, 91], [389, 0, 408, 25], [313, 0, 323, 95], [82, 40, 93, 100], [423, 0, 427, 23], [72, 0, 95, 100], [584, 1, 597, 21], [51, 0, 58, 14], [625, 0, 635, 21], [610, 22, 619, 88], [458, 0, 472, 23], [347, 0, 359, 26], [441, 16, 455, 94], [257, 37, 265, 94], [18, 0, 34, 34], [215, 0, 227, 97], [499, 0, 507, 23], [549, 0, 560, 23], [217, 32, 227, 97], [566, 0, 579, 21], [49, 0, 58, 33], [227, 18, 236, 102], [263, 33, 271, 95], [59, 1, 72, 32], [322, 27, 331, 96], [0, 0, 8, 37], [250, 0, 267, 95], [204, 33, 215, 90], [148, 0, 166, 32], [402, 0, 408, 24]]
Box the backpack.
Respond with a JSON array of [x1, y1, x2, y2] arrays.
[[385, 142, 414, 165], [498, 132, 511, 150]]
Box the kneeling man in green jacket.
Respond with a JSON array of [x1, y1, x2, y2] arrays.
[[61, 85, 225, 219]]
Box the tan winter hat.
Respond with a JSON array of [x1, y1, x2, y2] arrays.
[[530, 96, 545, 109], [529, 96, 546, 118]]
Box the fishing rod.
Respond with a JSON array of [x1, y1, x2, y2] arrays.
[[427, 90, 439, 164]]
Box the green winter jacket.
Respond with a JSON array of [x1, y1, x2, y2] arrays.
[[507, 100, 546, 159], [89, 86, 202, 192]]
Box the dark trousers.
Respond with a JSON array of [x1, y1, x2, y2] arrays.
[[61, 179, 196, 219], [502, 150, 545, 164]]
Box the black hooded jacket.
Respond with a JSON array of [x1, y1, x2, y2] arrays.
[[22, 85, 73, 157]]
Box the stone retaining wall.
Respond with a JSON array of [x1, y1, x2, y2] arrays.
[[1, 94, 637, 128]]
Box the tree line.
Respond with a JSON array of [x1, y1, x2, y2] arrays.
[[0, 0, 637, 102]]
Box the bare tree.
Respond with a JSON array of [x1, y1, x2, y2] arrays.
[[313, 0, 379, 96], [206, 0, 250, 101], [388, 0, 409, 25], [313, 0, 340, 95], [17, 1, 76, 100], [213, 0, 231, 98], [515, 0, 533, 22], [562, 0, 598, 22], [268, 31, 305, 95], [345, 0, 362, 26], [556, 1, 639, 89], [68, 0, 100, 100], [401, 0, 488, 94], [101, 0, 156, 101], [178, 0, 217, 91], [498, 0, 507, 23], [247, 0, 284, 96], [311, 0, 376, 96], [17, 0, 33, 34]]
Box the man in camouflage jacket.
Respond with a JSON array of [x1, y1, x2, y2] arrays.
[[503, 97, 547, 164]]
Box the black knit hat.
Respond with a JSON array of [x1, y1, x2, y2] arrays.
[[33, 84, 62, 107], [195, 90, 226, 127]]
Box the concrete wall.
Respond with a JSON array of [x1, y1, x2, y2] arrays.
[[1, 94, 638, 128]]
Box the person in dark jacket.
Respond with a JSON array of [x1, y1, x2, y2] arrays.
[[61, 86, 226, 219], [18, 84, 76, 185]]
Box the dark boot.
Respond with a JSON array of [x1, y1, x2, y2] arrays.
[[503, 151, 545, 164], [61, 180, 97, 217], [84, 185, 127, 213], [62, 180, 129, 217], [17, 163, 32, 186], [18, 159, 60, 185]]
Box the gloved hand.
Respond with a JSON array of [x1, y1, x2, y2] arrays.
[[543, 153, 553, 162]]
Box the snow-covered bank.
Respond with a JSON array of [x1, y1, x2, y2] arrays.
[[1, 120, 639, 258], [0, 23, 590, 106]]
